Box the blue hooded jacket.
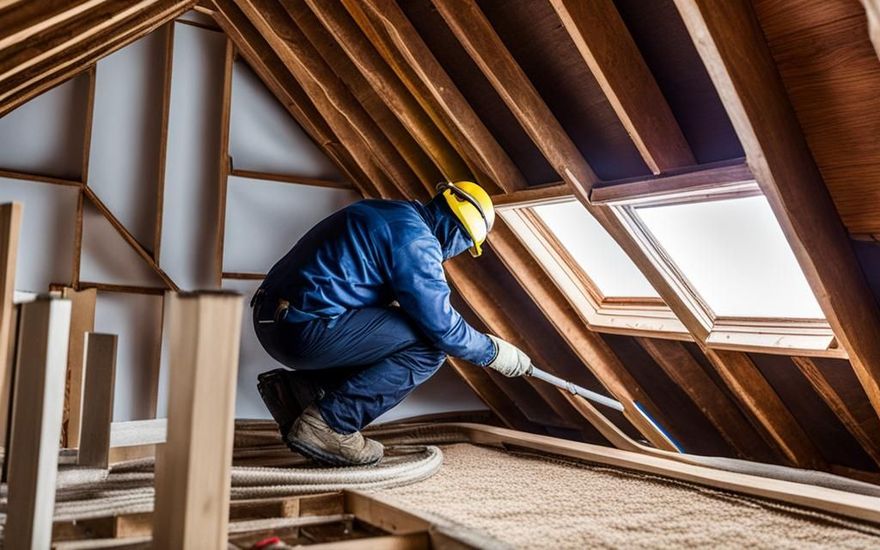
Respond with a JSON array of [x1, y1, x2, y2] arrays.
[[261, 196, 497, 366]]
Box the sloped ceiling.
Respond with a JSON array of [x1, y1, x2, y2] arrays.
[[4, 0, 880, 483]]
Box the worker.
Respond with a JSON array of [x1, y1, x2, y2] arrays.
[[251, 182, 532, 467]]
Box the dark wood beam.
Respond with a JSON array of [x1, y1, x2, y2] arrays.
[[549, 0, 695, 174], [348, 0, 527, 192], [0, 0, 195, 117], [211, 0, 378, 197], [637, 337, 777, 461], [430, 0, 597, 193], [233, 0, 418, 200], [675, 0, 880, 438], [303, 0, 474, 188], [279, 0, 437, 198]]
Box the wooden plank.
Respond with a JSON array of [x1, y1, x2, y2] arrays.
[[214, 37, 234, 287], [72, 281, 168, 296], [153, 22, 175, 263], [792, 356, 880, 468], [0, 1, 195, 117], [5, 297, 72, 550], [59, 287, 97, 449], [0, 203, 22, 450], [303, 0, 475, 188], [674, 0, 880, 439], [221, 271, 265, 281], [76, 333, 117, 468], [0, 0, 108, 51], [549, 0, 694, 174], [152, 291, 243, 549], [70, 66, 95, 288], [282, 1, 434, 197], [637, 337, 774, 461], [82, 187, 179, 291], [590, 158, 752, 205], [349, 0, 527, 192], [430, 0, 597, 193], [0, 169, 81, 187], [234, 0, 416, 200], [211, 0, 380, 198], [229, 168, 352, 190], [491, 182, 568, 206]]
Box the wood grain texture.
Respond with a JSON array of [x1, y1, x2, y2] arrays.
[[304, 0, 472, 187], [153, 22, 175, 263], [675, 0, 880, 442], [755, 0, 880, 234], [430, 0, 598, 192], [5, 298, 71, 550], [214, 37, 234, 288], [346, 0, 527, 192], [0, 203, 22, 450], [549, 0, 694, 174], [59, 287, 96, 449], [153, 292, 243, 549], [210, 0, 377, 197], [792, 356, 880, 468], [77, 333, 117, 468]]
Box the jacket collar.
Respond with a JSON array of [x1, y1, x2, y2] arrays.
[[419, 196, 473, 260]]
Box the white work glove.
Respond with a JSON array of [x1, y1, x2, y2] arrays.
[[486, 335, 531, 377]]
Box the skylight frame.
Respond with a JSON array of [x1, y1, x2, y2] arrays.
[[497, 195, 690, 339], [605, 179, 844, 358]]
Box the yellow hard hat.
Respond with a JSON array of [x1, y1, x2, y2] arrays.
[[437, 181, 495, 257]]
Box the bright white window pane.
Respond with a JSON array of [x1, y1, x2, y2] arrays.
[[533, 200, 660, 298], [636, 195, 823, 318]]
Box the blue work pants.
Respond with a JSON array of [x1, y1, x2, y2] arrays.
[[253, 303, 447, 434]]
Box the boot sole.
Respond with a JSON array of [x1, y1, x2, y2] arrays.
[[284, 436, 381, 468]]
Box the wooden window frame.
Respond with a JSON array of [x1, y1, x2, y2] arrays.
[[606, 179, 844, 358], [497, 196, 691, 339]]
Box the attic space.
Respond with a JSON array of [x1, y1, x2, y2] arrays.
[[2, 1, 880, 548]]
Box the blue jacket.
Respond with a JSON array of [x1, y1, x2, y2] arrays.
[[262, 196, 497, 366]]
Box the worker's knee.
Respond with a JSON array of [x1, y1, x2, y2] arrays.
[[407, 343, 447, 375]]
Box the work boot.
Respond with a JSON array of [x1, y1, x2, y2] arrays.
[[257, 369, 324, 438], [285, 404, 384, 466]]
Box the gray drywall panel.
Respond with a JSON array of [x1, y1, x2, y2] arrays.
[[94, 292, 164, 421], [229, 61, 342, 180], [80, 201, 164, 286], [0, 177, 78, 292], [88, 27, 166, 246], [159, 23, 225, 290], [0, 74, 89, 180], [223, 175, 359, 274]]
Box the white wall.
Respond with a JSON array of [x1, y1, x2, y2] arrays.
[[0, 13, 486, 426]]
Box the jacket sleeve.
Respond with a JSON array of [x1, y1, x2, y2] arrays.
[[390, 237, 497, 366]]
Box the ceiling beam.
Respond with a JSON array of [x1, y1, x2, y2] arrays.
[[349, 0, 527, 193], [231, 0, 414, 199], [302, 0, 476, 189], [549, 0, 695, 174], [432, 0, 824, 469], [1, 0, 195, 117], [675, 0, 880, 435], [210, 0, 376, 197], [279, 0, 438, 198], [637, 337, 778, 461]]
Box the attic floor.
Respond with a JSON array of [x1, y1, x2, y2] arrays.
[[374, 444, 880, 549]]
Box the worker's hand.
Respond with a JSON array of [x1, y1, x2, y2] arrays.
[[486, 335, 531, 377]]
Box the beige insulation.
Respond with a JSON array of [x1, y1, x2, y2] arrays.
[[376, 444, 880, 549]]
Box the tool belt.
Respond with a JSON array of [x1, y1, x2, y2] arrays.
[[251, 288, 290, 324]]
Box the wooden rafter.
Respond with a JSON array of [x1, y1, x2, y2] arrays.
[[431, 0, 824, 468], [346, 0, 527, 192], [549, 0, 695, 174], [674, 0, 880, 443], [232, 0, 415, 200], [279, 0, 438, 197], [0, 0, 196, 117], [209, 0, 378, 197], [302, 0, 475, 188]]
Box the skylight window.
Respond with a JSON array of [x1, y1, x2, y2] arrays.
[[635, 196, 823, 319], [532, 201, 659, 299]]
